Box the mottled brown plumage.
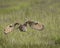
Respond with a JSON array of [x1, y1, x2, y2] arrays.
[[4, 20, 44, 34], [18, 22, 27, 32], [25, 20, 44, 31], [4, 23, 19, 34]]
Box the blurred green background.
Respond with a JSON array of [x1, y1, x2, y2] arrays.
[[0, 0, 60, 48]]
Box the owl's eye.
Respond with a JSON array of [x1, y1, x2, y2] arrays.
[[9, 25, 13, 27], [35, 23, 38, 25]]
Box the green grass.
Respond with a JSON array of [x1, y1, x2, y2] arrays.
[[0, 0, 60, 48]]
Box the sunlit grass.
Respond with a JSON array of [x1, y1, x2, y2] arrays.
[[0, 0, 60, 48]]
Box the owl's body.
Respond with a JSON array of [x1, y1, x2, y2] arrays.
[[18, 22, 27, 32], [4, 20, 44, 34]]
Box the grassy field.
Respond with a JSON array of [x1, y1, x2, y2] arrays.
[[0, 0, 60, 48]]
